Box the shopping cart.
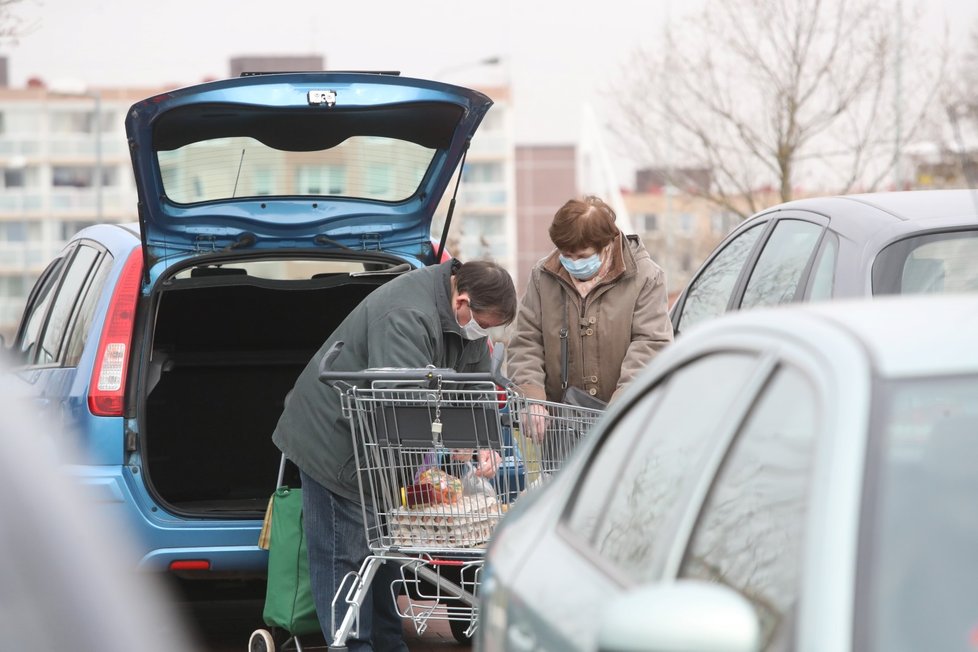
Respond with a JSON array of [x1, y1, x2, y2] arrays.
[[317, 342, 604, 649]]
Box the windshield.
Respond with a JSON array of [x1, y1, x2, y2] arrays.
[[860, 375, 978, 651], [872, 230, 978, 295], [157, 135, 435, 204]]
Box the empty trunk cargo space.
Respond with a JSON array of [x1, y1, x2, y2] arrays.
[[143, 277, 387, 515]]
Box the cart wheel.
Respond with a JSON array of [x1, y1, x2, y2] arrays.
[[249, 628, 276, 652], [449, 617, 474, 643]]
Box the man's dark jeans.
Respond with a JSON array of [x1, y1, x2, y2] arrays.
[[300, 470, 408, 652]]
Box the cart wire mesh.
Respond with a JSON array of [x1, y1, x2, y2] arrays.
[[324, 366, 603, 644]]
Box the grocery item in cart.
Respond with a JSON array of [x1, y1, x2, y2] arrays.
[[388, 494, 501, 547], [414, 468, 464, 505]]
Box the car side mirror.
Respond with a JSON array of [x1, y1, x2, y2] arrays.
[[596, 581, 760, 652]]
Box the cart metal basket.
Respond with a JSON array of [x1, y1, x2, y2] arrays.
[[318, 346, 603, 647]]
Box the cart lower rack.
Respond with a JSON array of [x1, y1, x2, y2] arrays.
[[322, 366, 603, 648]]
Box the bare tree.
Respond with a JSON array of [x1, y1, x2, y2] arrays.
[[0, 0, 30, 44], [614, 0, 948, 218], [942, 22, 978, 188]]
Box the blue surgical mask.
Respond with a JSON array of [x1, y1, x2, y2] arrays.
[[559, 253, 602, 280]]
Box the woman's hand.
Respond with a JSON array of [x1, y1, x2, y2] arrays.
[[525, 403, 549, 443]]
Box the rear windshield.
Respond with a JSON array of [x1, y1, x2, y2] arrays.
[[860, 375, 978, 650], [157, 135, 435, 204], [872, 230, 978, 295]]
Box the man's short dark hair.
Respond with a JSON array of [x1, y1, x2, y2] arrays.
[[455, 260, 517, 325]]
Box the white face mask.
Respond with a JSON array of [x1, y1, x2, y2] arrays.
[[457, 302, 491, 340], [461, 318, 490, 340]]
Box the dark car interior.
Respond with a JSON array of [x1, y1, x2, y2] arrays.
[[142, 264, 405, 516]]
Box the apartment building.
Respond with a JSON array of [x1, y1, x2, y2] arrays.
[[432, 84, 518, 276], [0, 73, 160, 337], [623, 169, 743, 300], [513, 144, 577, 294]]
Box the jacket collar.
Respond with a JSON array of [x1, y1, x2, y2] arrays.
[[436, 258, 465, 336]]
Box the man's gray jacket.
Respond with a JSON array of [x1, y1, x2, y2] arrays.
[[271, 260, 491, 503]]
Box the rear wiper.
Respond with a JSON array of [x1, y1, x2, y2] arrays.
[[314, 234, 357, 253], [224, 232, 257, 251]]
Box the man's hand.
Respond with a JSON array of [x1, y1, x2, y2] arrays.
[[450, 449, 502, 478], [473, 449, 502, 478]]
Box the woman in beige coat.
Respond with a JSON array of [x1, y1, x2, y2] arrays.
[[508, 196, 674, 435]]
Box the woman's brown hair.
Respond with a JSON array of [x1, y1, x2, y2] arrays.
[[548, 195, 619, 252]]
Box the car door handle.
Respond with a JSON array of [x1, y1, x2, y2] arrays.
[[34, 397, 50, 409]]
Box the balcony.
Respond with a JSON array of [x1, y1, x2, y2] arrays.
[[459, 183, 508, 208], [0, 243, 47, 270]]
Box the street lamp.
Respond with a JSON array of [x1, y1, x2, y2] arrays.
[[49, 82, 103, 221]]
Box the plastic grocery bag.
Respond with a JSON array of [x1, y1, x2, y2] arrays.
[[261, 486, 320, 636]]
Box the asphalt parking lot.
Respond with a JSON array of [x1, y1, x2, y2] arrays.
[[178, 582, 470, 651]]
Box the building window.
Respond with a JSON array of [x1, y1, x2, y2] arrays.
[[61, 221, 98, 240], [50, 110, 94, 134], [52, 166, 95, 188], [0, 275, 28, 297], [3, 109, 41, 133], [3, 168, 25, 188], [0, 221, 41, 242], [462, 162, 503, 184], [637, 213, 658, 232], [252, 168, 273, 196], [296, 165, 346, 195], [365, 163, 393, 198], [679, 212, 694, 234]]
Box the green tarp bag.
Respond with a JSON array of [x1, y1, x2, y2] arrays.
[[261, 486, 321, 636]]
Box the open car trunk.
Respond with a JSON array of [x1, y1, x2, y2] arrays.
[[139, 260, 408, 517]]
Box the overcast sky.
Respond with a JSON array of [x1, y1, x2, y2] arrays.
[[4, 0, 978, 184]]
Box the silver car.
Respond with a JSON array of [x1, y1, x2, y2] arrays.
[[670, 189, 978, 336], [478, 294, 978, 651]]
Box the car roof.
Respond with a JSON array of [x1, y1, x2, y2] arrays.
[[740, 189, 978, 261], [685, 293, 978, 379], [779, 189, 978, 222]]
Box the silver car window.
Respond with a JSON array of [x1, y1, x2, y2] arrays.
[[679, 365, 818, 650], [741, 219, 824, 309], [563, 351, 760, 582], [677, 224, 765, 334], [862, 376, 978, 652], [807, 232, 838, 301], [872, 230, 978, 296]]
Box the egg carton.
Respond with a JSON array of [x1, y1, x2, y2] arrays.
[[386, 495, 503, 547]]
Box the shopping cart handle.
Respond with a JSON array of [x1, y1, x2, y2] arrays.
[[319, 365, 513, 389], [316, 339, 516, 389]]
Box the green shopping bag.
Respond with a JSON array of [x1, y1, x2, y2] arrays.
[[261, 486, 321, 636]]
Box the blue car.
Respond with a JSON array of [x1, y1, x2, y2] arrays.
[[4, 72, 492, 580]]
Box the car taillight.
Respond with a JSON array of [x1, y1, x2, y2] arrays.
[[88, 249, 142, 417], [169, 560, 211, 571]]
